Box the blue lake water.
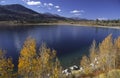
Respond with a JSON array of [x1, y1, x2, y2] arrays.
[[0, 25, 120, 68]]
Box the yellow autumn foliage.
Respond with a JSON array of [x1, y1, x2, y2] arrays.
[[0, 50, 14, 78], [18, 38, 63, 78], [80, 34, 120, 77], [18, 37, 37, 78]]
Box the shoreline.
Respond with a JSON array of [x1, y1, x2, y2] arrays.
[[72, 24, 120, 29], [0, 22, 120, 29]]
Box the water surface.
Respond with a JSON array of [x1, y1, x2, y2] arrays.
[[0, 25, 120, 68]]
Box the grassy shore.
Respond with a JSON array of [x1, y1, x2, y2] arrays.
[[0, 21, 120, 29]]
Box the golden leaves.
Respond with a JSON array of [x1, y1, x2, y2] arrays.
[[80, 34, 120, 75], [18, 38, 62, 78], [0, 50, 14, 78]]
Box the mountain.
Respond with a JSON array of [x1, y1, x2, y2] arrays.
[[0, 4, 68, 23], [1, 4, 39, 15], [44, 12, 61, 17]]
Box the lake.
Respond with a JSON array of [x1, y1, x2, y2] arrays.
[[0, 25, 120, 68]]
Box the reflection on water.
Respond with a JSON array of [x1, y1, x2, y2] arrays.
[[13, 32, 21, 51], [0, 25, 120, 68]]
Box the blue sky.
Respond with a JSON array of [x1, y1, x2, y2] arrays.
[[0, 0, 120, 19]]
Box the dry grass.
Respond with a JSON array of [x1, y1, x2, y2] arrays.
[[95, 69, 120, 78]]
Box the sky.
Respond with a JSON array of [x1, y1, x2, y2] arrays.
[[0, 0, 120, 19]]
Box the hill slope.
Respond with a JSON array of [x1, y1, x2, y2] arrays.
[[1, 4, 39, 15], [0, 4, 67, 23]]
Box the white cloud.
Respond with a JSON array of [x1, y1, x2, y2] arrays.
[[22, 0, 62, 12], [70, 10, 84, 13], [57, 9, 61, 12], [22, 0, 41, 6], [55, 6, 60, 9], [70, 10, 84, 16], [48, 3, 53, 6], [70, 10, 80, 13], [27, 1, 41, 5], [43, 3, 53, 7], [43, 3, 56, 10]]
